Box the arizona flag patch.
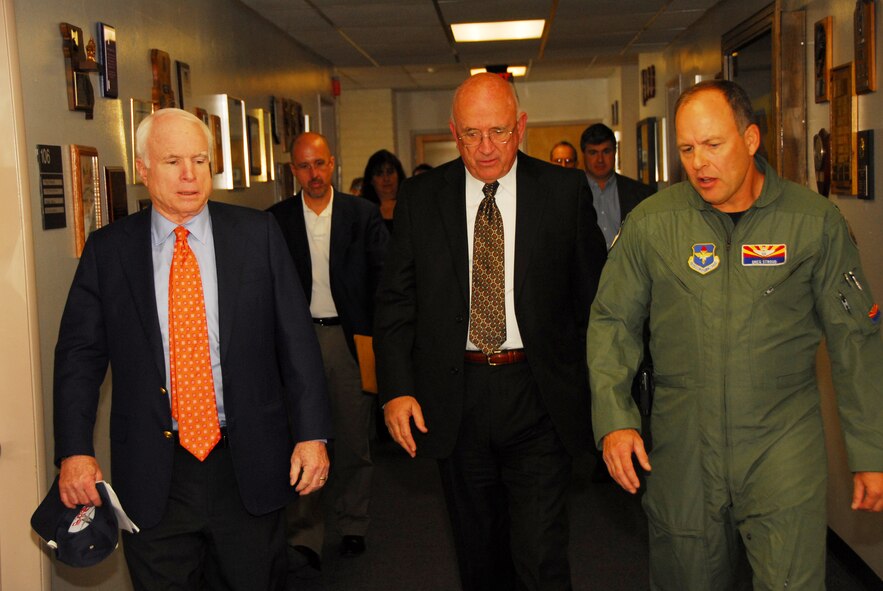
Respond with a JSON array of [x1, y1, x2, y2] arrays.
[[742, 244, 787, 266]]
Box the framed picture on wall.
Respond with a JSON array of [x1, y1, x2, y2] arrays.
[[104, 166, 129, 222], [97, 22, 118, 98], [854, 0, 877, 94], [814, 17, 833, 103], [636, 117, 659, 192], [830, 63, 858, 195], [176, 61, 192, 109], [227, 96, 248, 189], [70, 145, 102, 257], [247, 114, 262, 177], [209, 114, 225, 175], [150, 49, 175, 109], [129, 98, 154, 184]]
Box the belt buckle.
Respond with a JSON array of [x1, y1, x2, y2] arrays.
[[487, 350, 503, 366]]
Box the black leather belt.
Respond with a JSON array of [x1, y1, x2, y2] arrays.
[[312, 317, 341, 326], [171, 427, 230, 448], [464, 349, 527, 366]]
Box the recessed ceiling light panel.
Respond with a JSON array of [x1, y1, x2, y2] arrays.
[[451, 19, 545, 43], [470, 66, 527, 77]]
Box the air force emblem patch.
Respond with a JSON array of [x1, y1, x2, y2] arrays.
[[688, 243, 719, 275], [742, 244, 787, 266]]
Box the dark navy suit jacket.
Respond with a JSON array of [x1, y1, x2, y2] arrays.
[[53, 201, 331, 528]]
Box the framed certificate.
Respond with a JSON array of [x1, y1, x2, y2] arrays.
[[97, 22, 118, 98]]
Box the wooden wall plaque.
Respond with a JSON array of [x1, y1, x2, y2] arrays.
[[854, 0, 877, 94], [150, 49, 176, 109], [830, 63, 858, 195], [814, 17, 833, 102]]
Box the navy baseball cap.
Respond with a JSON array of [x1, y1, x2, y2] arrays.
[[31, 476, 119, 567]]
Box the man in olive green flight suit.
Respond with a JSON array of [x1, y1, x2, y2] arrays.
[[588, 80, 883, 590]]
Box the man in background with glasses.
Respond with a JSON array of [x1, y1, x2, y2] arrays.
[[375, 72, 607, 591], [269, 132, 388, 575], [580, 123, 653, 249], [550, 140, 578, 168]]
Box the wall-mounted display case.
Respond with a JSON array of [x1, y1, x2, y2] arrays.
[[199, 94, 249, 190]]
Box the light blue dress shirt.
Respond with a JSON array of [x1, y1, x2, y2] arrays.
[[151, 206, 226, 428], [587, 173, 621, 250]]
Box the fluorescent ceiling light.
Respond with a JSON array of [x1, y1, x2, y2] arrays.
[[451, 20, 545, 43], [470, 66, 527, 77]]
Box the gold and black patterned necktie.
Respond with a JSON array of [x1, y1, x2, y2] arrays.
[[469, 181, 506, 355]]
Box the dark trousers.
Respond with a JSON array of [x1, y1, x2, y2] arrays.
[[287, 324, 374, 551], [438, 362, 573, 591], [123, 444, 286, 590]]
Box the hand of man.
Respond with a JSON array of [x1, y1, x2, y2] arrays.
[[290, 440, 330, 496], [852, 472, 883, 512], [602, 429, 652, 494], [384, 395, 428, 458], [59, 455, 103, 508]]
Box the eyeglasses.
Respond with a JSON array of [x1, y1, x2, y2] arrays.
[[293, 159, 330, 172], [457, 128, 515, 146], [553, 158, 575, 165]]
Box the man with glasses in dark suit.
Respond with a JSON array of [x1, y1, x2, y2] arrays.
[[375, 73, 607, 591]]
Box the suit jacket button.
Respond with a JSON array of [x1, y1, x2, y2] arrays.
[[455, 315, 464, 323], [160, 387, 168, 395], [163, 430, 173, 440], [450, 367, 459, 375]]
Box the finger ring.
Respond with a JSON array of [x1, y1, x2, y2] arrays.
[[319, 477, 327, 481]]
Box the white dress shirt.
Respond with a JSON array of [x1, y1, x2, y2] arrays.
[[302, 189, 339, 318]]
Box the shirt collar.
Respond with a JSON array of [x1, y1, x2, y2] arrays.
[[464, 157, 518, 196], [586, 171, 616, 191], [301, 187, 334, 218], [151, 203, 212, 246]]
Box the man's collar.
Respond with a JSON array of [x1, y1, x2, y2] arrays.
[[464, 158, 518, 195], [151, 204, 211, 245], [585, 171, 615, 189], [301, 187, 334, 216]]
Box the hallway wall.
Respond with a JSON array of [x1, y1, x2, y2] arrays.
[[803, 0, 883, 576], [11, 0, 331, 588]]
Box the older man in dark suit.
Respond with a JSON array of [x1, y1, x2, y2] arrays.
[[269, 132, 388, 570], [375, 73, 607, 591], [580, 123, 654, 248], [53, 108, 331, 590]]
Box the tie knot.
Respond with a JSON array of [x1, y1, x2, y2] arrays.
[[482, 182, 499, 199], [174, 226, 189, 242]]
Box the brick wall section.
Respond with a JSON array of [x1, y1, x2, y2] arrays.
[[338, 88, 396, 191]]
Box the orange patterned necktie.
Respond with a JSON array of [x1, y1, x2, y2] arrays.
[[169, 226, 220, 461], [469, 181, 506, 355]]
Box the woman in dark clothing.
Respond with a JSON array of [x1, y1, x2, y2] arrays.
[[362, 149, 405, 232]]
